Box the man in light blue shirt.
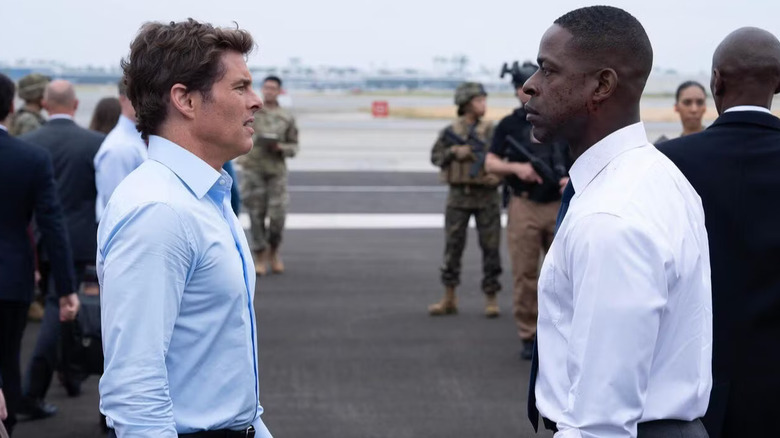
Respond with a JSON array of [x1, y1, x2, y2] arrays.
[[93, 79, 147, 222], [97, 19, 271, 438]]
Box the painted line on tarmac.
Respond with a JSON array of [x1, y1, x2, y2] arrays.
[[288, 185, 446, 193], [239, 213, 508, 230]]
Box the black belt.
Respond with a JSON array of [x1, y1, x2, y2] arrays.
[[108, 426, 255, 438], [180, 427, 255, 438]]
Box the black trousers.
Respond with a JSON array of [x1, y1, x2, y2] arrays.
[[23, 262, 88, 400], [0, 300, 31, 435]]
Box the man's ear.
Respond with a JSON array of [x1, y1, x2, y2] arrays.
[[592, 68, 618, 104], [170, 83, 196, 120], [711, 69, 724, 98]]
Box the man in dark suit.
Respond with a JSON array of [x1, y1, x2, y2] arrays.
[[18, 80, 104, 418], [0, 74, 79, 435], [658, 27, 780, 438]]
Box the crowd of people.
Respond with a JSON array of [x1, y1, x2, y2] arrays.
[[1, 5, 779, 438]]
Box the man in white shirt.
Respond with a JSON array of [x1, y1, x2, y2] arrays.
[[522, 6, 712, 437], [93, 79, 147, 221]]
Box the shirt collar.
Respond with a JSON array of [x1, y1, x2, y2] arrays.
[[147, 135, 222, 199], [724, 105, 772, 114], [568, 122, 649, 195], [0, 124, 7, 132], [49, 114, 74, 121], [117, 114, 136, 132]]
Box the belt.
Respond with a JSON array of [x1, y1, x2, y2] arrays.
[[108, 426, 255, 438], [180, 427, 255, 438]]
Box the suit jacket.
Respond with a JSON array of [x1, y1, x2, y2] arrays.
[[658, 110, 780, 438], [0, 129, 75, 301], [21, 118, 104, 262]]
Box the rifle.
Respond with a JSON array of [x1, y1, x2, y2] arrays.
[[443, 125, 487, 178], [505, 135, 560, 186]]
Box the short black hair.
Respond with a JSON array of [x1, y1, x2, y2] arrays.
[[675, 81, 707, 101], [554, 6, 653, 78], [263, 75, 282, 87], [0, 73, 15, 121]]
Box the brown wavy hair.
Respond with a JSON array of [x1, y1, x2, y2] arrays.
[[121, 19, 254, 140]]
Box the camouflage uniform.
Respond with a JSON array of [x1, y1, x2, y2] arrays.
[[10, 73, 49, 136], [431, 104, 502, 295], [238, 106, 299, 253]]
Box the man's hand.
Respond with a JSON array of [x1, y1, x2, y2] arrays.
[[451, 145, 474, 161], [484, 173, 501, 186], [59, 292, 80, 322], [268, 141, 281, 152], [512, 162, 543, 184], [0, 388, 7, 420], [559, 177, 570, 194]]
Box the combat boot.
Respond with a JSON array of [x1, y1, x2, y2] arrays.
[[428, 286, 458, 316], [269, 247, 285, 274], [254, 250, 268, 276], [484, 293, 500, 318]]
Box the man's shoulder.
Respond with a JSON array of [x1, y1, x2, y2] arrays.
[[0, 133, 49, 164]]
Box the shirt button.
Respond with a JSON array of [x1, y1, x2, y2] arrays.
[[219, 179, 226, 185]]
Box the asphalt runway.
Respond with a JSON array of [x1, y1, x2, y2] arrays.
[[15, 171, 542, 438]]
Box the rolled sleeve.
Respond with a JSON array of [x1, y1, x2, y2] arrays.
[[99, 202, 194, 438], [557, 213, 670, 438]]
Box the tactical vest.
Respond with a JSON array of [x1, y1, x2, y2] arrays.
[[439, 119, 498, 187]]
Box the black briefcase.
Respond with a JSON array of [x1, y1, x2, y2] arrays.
[[62, 266, 104, 376]]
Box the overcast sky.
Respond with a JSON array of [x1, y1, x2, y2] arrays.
[[2, 0, 777, 74]]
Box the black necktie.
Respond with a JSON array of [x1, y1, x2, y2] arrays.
[[528, 181, 574, 431]]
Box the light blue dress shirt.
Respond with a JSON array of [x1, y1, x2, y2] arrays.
[[97, 135, 271, 438], [94, 115, 147, 221]]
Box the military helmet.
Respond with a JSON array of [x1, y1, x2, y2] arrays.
[[454, 82, 487, 106], [18, 73, 51, 101]]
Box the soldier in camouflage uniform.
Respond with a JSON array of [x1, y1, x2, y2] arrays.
[[429, 82, 503, 318], [238, 75, 298, 275], [10, 73, 49, 136]]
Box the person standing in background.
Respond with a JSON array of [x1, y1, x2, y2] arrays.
[[655, 80, 708, 144], [89, 97, 121, 135], [94, 78, 147, 222], [0, 72, 79, 437], [485, 62, 570, 360], [9, 73, 49, 136], [658, 27, 780, 438], [429, 82, 502, 318], [238, 76, 299, 275], [18, 80, 104, 419]]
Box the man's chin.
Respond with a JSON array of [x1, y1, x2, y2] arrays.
[[531, 126, 553, 144]]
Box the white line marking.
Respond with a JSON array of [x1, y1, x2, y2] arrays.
[[288, 185, 446, 193], [239, 213, 508, 230]]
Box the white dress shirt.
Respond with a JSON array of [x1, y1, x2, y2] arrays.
[[535, 122, 712, 438], [94, 115, 147, 221]]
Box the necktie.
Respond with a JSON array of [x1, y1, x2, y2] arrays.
[[528, 181, 574, 431]]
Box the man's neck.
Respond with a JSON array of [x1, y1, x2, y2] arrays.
[[121, 110, 137, 123], [158, 127, 224, 172], [264, 101, 279, 110], [569, 111, 641, 160], [681, 124, 704, 136], [49, 111, 75, 119], [24, 102, 42, 112], [462, 113, 479, 125]]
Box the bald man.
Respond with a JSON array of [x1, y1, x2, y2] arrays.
[[659, 27, 780, 438], [19, 80, 104, 419], [524, 6, 712, 437]]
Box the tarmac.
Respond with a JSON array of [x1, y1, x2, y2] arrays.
[[15, 171, 542, 438]]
